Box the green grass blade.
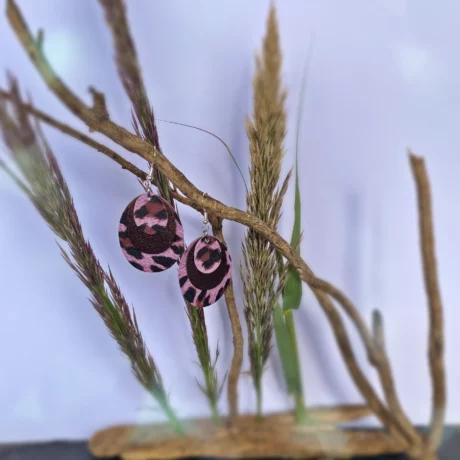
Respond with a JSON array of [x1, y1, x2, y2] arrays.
[[284, 309, 302, 396], [282, 156, 302, 310], [283, 267, 302, 311], [276, 40, 315, 424], [273, 304, 298, 394]]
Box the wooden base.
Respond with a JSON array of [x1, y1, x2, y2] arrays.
[[89, 404, 410, 459]]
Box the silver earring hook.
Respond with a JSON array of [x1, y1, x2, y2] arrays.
[[202, 192, 209, 241], [143, 152, 157, 196], [143, 164, 154, 197]]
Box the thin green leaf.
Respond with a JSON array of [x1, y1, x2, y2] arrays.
[[291, 153, 301, 251], [284, 309, 302, 396], [282, 158, 302, 310], [158, 119, 248, 194], [283, 267, 302, 311], [273, 304, 298, 394]]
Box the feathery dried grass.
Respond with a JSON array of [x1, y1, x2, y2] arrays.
[[241, 5, 290, 415], [0, 76, 184, 434], [98, 0, 223, 421]]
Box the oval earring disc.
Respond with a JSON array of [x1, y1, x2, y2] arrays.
[[178, 235, 232, 307], [119, 193, 184, 272]]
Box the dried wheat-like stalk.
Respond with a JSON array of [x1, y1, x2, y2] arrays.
[[0, 76, 185, 435], [241, 5, 290, 415]]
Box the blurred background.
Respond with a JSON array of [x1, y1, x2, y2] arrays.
[[0, 0, 459, 443]]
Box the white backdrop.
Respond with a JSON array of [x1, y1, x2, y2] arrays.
[[1, 0, 460, 443]]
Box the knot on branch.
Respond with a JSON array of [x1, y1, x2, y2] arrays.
[[88, 86, 109, 128]]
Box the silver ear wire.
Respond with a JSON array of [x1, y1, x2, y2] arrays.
[[202, 210, 209, 236], [143, 163, 155, 197], [202, 192, 209, 241]]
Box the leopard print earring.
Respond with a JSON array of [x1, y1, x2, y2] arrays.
[[118, 163, 184, 272], [178, 205, 232, 307]]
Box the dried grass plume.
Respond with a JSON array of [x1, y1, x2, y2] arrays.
[[241, 4, 290, 414]]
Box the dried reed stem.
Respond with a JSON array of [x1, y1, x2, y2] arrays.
[[409, 152, 446, 453]]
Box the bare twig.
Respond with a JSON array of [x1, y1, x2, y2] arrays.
[[0, 89, 140, 174], [0, 88, 197, 209], [409, 152, 446, 453], [212, 218, 244, 423], [311, 289, 412, 448]]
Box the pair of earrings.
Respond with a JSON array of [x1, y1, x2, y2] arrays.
[[118, 165, 232, 308]]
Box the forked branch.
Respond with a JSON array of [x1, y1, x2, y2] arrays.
[[0, 89, 198, 210], [5, 0, 320, 291], [4, 1, 446, 457], [0, 89, 144, 177], [314, 278, 420, 445]]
